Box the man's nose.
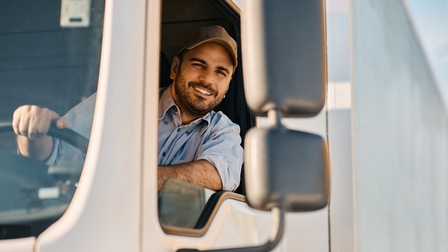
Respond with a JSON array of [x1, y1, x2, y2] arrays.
[[198, 70, 214, 84]]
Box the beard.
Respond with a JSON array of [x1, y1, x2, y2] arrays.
[[173, 75, 225, 120]]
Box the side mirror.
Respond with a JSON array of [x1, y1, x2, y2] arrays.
[[244, 123, 330, 212], [242, 0, 328, 250], [241, 0, 328, 212], [242, 0, 327, 117]]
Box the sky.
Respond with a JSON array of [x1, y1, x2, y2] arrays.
[[405, 0, 448, 107]]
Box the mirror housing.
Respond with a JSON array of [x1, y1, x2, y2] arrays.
[[241, 0, 327, 117], [244, 124, 330, 212]]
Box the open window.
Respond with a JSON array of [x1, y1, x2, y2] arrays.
[[157, 0, 254, 234]]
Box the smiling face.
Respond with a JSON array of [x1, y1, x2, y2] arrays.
[[170, 42, 234, 124]]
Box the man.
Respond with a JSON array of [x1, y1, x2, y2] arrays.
[[13, 25, 243, 192]]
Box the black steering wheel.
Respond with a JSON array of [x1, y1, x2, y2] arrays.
[[0, 121, 89, 239], [0, 121, 89, 153]]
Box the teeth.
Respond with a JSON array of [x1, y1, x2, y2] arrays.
[[194, 87, 211, 96]]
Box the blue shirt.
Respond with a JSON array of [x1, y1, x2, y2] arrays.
[[158, 87, 243, 191], [45, 93, 95, 178], [47, 88, 244, 191]]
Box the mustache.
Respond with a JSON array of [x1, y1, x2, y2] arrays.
[[188, 82, 217, 97]]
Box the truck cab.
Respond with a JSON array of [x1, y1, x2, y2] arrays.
[[0, 0, 331, 251]]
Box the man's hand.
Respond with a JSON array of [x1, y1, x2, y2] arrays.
[[12, 105, 69, 161], [13, 105, 68, 139]]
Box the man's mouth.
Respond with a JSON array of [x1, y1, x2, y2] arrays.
[[193, 86, 212, 96], [190, 82, 216, 97]]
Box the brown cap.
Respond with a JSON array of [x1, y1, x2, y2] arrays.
[[179, 25, 238, 71]]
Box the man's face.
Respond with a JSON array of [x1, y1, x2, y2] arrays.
[[170, 42, 234, 120]]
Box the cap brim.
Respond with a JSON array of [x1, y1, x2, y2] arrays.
[[185, 38, 238, 70]]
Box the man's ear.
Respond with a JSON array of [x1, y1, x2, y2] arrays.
[[170, 56, 180, 80]]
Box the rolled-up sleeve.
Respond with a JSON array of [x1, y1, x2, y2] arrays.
[[44, 94, 95, 171], [196, 118, 244, 191], [44, 138, 62, 166]]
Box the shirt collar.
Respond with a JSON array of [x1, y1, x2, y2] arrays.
[[158, 86, 176, 120], [158, 85, 212, 128]]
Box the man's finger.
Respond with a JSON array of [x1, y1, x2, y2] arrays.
[[55, 117, 69, 129]]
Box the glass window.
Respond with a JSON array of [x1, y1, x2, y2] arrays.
[[159, 179, 215, 229], [0, 0, 104, 239]]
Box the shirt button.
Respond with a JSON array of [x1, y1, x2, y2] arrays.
[[174, 107, 178, 112], [164, 121, 168, 125], [177, 128, 180, 132]]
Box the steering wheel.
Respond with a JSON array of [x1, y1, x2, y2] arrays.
[[0, 122, 89, 153], [0, 121, 89, 239]]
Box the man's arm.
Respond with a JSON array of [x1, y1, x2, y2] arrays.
[[16, 135, 54, 161], [158, 160, 222, 191], [13, 105, 68, 161], [157, 114, 244, 192]]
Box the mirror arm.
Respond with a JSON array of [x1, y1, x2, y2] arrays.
[[177, 206, 285, 252], [267, 108, 283, 128]]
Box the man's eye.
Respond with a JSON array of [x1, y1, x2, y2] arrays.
[[216, 70, 227, 77], [193, 63, 205, 68]]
